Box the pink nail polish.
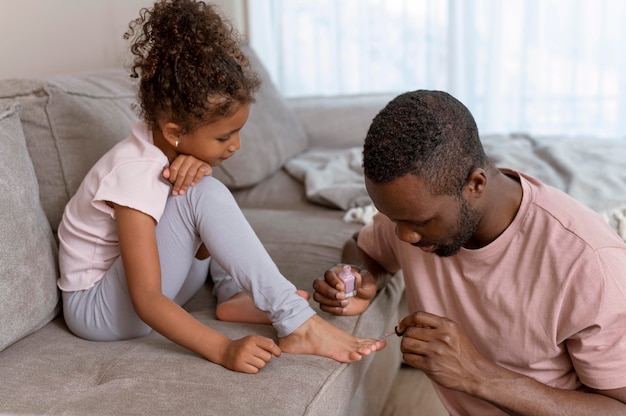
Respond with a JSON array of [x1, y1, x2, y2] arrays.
[[338, 265, 357, 298]]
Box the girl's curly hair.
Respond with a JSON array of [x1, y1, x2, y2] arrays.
[[124, 0, 260, 133]]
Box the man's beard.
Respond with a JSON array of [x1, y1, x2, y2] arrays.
[[434, 196, 481, 257]]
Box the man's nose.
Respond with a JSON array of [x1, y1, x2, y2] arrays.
[[395, 224, 421, 244]]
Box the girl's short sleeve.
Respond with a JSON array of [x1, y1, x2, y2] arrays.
[[93, 160, 171, 223]]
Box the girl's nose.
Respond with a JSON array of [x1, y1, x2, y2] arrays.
[[228, 135, 241, 152]]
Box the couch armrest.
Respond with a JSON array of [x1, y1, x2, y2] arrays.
[[287, 94, 394, 149]]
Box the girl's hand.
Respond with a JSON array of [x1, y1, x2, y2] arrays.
[[220, 336, 281, 374], [162, 154, 212, 195], [312, 265, 376, 316]]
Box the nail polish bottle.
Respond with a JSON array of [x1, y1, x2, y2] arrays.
[[338, 265, 357, 298]]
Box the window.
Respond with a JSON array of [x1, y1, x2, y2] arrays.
[[249, 0, 626, 137]]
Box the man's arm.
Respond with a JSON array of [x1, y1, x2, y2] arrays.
[[478, 369, 626, 416], [398, 311, 626, 416], [312, 231, 392, 315]]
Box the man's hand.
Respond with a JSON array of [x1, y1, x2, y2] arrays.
[[312, 265, 377, 315], [163, 154, 212, 195], [398, 312, 626, 414], [398, 311, 489, 393]]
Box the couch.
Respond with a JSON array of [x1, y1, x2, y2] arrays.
[[0, 47, 406, 416], [2, 44, 626, 416]]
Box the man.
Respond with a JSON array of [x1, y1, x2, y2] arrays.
[[313, 90, 626, 415]]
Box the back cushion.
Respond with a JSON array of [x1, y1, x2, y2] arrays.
[[0, 69, 139, 232], [212, 46, 309, 189], [0, 105, 59, 351]]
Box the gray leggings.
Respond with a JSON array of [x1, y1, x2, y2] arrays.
[[62, 176, 315, 340]]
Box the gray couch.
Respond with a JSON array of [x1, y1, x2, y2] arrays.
[[2, 44, 626, 416], [0, 48, 405, 416]]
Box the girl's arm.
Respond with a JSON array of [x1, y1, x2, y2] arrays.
[[113, 203, 281, 373]]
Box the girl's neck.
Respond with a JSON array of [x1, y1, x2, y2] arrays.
[[152, 125, 178, 164]]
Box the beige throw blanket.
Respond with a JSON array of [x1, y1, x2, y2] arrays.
[[285, 147, 371, 210]]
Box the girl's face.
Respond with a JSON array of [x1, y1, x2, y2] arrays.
[[178, 104, 250, 166]]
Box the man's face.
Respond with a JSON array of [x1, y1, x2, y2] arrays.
[[365, 174, 481, 257]]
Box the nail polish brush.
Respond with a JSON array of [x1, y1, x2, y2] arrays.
[[379, 326, 405, 340]]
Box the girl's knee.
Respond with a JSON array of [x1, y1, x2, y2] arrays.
[[188, 176, 238, 209], [192, 176, 229, 194]]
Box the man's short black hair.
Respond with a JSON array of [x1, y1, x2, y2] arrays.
[[363, 90, 487, 196]]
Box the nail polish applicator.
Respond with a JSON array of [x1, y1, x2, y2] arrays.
[[379, 326, 405, 340]]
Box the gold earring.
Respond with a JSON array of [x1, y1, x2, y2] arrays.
[[175, 140, 179, 148]]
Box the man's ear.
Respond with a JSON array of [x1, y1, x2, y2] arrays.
[[465, 168, 487, 195], [161, 122, 184, 147]]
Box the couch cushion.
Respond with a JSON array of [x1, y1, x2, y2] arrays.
[[287, 93, 393, 148], [232, 168, 318, 210], [212, 46, 309, 189], [0, 69, 139, 233], [0, 105, 60, 352], [0, 207, 404, 416]]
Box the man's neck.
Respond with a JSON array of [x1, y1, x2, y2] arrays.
[[469, 170, 523, 247]]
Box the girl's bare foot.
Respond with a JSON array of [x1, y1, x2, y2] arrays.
[[278, 315, 386, 362], [216, 290, 310, 324]]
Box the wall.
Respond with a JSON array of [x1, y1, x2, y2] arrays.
[[0, 0, 246, 79]]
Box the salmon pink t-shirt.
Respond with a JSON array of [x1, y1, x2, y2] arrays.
[[57, 122, 171, 292], [358, 170, 626, 416]]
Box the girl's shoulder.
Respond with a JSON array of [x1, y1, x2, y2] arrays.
[[99, 122, 167, 171]]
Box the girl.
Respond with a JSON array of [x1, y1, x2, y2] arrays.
[[57, 0, 385, 374]]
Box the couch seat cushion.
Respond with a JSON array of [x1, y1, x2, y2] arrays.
[[0, 207, 404, 416]]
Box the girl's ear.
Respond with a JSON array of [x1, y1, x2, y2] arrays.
[[161, 122, 184, 147]]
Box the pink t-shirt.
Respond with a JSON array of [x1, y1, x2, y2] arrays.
[[58, 122, 171, 291], [358, 170, 626, 415]]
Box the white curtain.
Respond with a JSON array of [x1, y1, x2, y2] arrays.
[[248, 0, 626, 138]]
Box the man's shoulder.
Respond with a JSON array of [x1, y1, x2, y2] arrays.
[[520, 172, 624, 249]]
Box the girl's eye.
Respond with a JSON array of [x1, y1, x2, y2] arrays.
[[217, 136, 230, 142]]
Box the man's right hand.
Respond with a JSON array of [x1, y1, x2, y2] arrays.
[[312, 265, 377, 315]]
